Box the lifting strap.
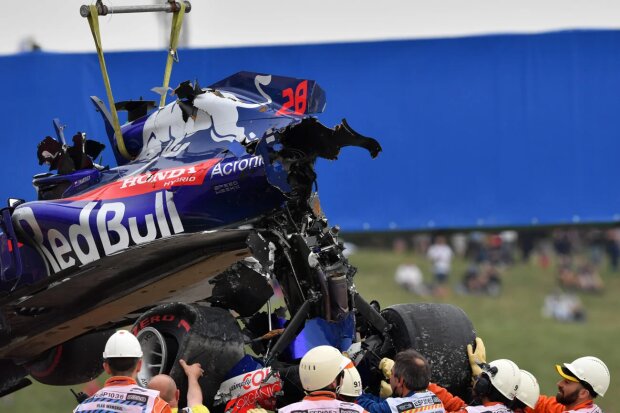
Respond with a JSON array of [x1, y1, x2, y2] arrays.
[[160, 1, 186, 108], [86, 4, 132, 161], [85, 2, 187, 158]]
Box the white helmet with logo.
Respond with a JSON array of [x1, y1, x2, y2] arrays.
[[516, 370, 540, 408], [299, 346, 350, 392], [340, 364, 363, 397], [556, 356, 609, 397], [103, 330, 143, 359], [484, 359, 520, 400]]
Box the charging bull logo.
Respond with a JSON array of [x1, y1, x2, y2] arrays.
[[12, 191, 183, 274], [140, 75, 273, 161]]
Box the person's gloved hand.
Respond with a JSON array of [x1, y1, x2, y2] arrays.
[[467, 337, 486, 378], [379, 357, 395, 379], [379, 380, 393, 398]]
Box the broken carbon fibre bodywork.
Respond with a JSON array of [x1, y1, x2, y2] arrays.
[[0, 71, 475, 409]]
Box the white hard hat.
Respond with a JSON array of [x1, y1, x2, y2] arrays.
[[485, 359, 520, 400], [299, 346, 350, 392], [516, 370, 540, 408], [103, 330, 143, 359], [556, 356, 610, 397], [340, 364, 363, 397]]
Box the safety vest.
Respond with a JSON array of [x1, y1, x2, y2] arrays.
[[74, 376, 163, 413], [528, 394, 604, 413], [172, 406, 210, 413], [278, 391, 367, 413], [464, 403, 512, 413], [564, 403, 602, 413], [385, 390, 446, 413]]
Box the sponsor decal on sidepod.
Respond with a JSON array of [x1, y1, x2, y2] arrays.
[[13, 191, 183, 273]]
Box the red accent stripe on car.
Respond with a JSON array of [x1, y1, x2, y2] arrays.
[[30, 345, 63, 378], [66, 159, 221, 201]]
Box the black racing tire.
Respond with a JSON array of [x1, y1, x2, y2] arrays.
[[381, 303, 475, 400], [132, 303, 245, 410], [26, 329, 114, 385]]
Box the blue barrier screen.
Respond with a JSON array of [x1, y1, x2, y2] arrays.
[[1, 30, 619, 230]]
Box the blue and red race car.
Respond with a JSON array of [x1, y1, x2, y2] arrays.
[[0, 70, 474, 409]]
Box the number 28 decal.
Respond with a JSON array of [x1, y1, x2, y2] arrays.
[[275, 80, 308, 116]]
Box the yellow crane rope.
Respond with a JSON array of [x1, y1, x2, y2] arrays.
[[85, 2, 188, 159], [160, 1, 186, 108], [86, 4, 131, 160]]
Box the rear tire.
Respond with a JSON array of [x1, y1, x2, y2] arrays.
[[132, 303, 245, 410], [381, 303, 475, 400], [26, 329, 113, 385]]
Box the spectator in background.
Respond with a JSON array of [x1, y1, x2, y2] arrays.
[[542, 290, 586, 322], [451, 233, 467, 258], [480, 263, 502, 296], [556, 260, 603, 294], [427, 235, 453, 297], [458, 264, 481, 295], [394, 262, 429, 296], [392, 237, 408, 254], [535, 238, 552, 269], [553, 230, 574, 267], [585, 229, 605, 268], [466, 232, 486, 263], [605, 228, 620, 272], [518, 231, 542, 263], [557, 265, 579, 291], [575, 260, 603, 293], [457, 262, 501, 296], [486, 234, 503, 265], [412, 233, 431, 255], [499, 230, 517, 265]]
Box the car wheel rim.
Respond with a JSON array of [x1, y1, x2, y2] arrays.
[[136, 326, 168, 387]]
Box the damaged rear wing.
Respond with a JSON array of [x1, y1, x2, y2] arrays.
[[209, 71, 327, 117]]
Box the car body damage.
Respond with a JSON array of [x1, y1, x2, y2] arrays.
[[0, 69, 474, 409]]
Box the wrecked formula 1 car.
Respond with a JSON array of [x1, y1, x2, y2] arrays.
[[1, 1, 476, 408], [0, 69, 475, 409]]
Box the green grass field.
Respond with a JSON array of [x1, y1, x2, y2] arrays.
[[5, 248, 618, 412], [350, 248, 619, 413]]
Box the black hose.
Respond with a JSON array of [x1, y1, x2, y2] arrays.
[[266, 297, 314, 365]]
